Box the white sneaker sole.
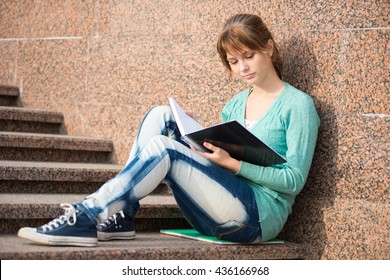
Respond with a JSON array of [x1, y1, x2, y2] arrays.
[[98, 231, 136, 241], [18, 227, 98, 247]]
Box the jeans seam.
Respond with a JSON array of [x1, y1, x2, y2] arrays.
[[213, 221, 260, 243]]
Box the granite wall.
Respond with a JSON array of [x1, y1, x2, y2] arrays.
[[0, 0, 388, 259]]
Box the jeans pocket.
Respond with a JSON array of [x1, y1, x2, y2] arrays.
[[212, 220, 260, 244]]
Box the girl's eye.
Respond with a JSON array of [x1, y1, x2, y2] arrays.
[[245, 53, 254, 59], [228, 60, 238, 65]]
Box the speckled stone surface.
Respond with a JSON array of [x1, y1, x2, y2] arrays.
[[0, 194, 181, 219], [0, 106, 65, 133], [0, 0, 95, 38], [0, 93, 19, 107], [301, 115, 389, 202], [0, 180, 106, 194], [1, 148, 114, 163], [0, 233, 305, 260], [0, 161, 122, 182], [1, 0, 388, 260], [0, 132, 116, 163], [342, 29, 388, 114], [0, 132, 113, 151], [0, 106, 63, 123], [0, 85, 19, 97], [279, 195, 390, 260], [0, 41, 17, 86]]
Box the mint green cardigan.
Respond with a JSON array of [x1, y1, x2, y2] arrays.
[[221, 82, 320, 241]]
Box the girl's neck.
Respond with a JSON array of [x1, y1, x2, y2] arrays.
[[251, 75, 285, 97], [248, 67, 285, 97]]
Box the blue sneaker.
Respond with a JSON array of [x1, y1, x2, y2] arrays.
[[18, 203, 97, 247], [97, 210, 135, 241]]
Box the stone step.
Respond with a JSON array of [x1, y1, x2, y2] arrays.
[[0, 85, 20, 107], [0, 160, 122, 193], [0, 160, 170, 194], [0, 193, 186, 234], [0, 106, 65, 134], [0, 131, 117, 163], [0, 232, 305, 260]]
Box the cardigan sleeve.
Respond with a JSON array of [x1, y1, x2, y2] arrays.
[[236, 94, 320, 196], [221, 95, 237, 123]]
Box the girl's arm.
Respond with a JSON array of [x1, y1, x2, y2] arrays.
[[237, 98, 320, 196]]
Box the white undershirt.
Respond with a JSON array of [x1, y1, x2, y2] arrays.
[[245, 119, 257, 129]]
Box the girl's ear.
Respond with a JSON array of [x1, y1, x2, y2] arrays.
[[267, 39, 274, 57]]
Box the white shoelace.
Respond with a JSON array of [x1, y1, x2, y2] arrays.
[[99, 210, 125, 228], [40, 203, 78, 232]]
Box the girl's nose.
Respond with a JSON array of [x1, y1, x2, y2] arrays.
[[239, 61, 249, 72]]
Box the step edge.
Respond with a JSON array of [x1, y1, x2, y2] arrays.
[[0, 194, 179, 219], [0, 106, 64, 123], [0, 132, 114, 152], [0, 233, 306, 260], [0, 85, 19, 97], [0, 161, 123, 181]]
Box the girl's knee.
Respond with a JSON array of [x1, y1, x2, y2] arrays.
[[148, 105, 173, 119], [148, 135, 175, 151]]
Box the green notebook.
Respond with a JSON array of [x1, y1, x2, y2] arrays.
[[160, 229, 284, 245]]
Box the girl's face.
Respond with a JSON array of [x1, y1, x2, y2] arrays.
[[226, 49, 273, 86]]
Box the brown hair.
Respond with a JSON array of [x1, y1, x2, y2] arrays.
[[217, 14, 283, 79]]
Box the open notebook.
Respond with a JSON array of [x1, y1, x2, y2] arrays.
[[160, 229, 284, 245], [168, 97, 286, 166]]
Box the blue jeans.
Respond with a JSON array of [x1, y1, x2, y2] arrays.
[[81, 106, 261, 243]]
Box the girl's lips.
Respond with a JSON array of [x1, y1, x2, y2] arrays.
[[242, 73, 255, 79]]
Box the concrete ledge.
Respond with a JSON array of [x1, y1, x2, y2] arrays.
[[0, 106, 63, 123], [0, 132, 116, 163], [0, 85, 20, 107], [0, 85, 19, 97], [0, 233, 305, 260], [0, 132, 114, 151], [0, 106, 64, 134], [0, 161, 123, 182], [0, 194, 180, 219]]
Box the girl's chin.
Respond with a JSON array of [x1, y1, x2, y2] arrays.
[[245, 81, 256, 86]]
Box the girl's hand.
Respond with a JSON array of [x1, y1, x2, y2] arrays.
[[192, 142, 241, 173]]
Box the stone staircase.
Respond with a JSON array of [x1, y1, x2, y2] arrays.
[[0, 85, 305, 259]]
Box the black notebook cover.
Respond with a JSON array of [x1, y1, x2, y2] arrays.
[[184, 120, 286, 166]]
